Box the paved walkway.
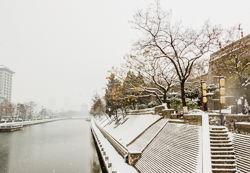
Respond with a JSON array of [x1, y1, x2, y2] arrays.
[[127, 119, 168, 152]]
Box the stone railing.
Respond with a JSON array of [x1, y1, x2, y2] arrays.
[[202, 113, 212, 173]]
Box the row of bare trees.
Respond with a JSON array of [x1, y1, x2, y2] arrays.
[[0, 99, 39, 121]]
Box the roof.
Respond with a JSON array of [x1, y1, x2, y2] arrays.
[[0, 65, 15, 74]]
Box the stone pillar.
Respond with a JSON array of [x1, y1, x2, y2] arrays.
[[128, 151, 141, 166], [161, 109, 175, 119], [154, 105, 165, 115]]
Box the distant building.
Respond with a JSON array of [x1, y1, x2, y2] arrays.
[[0, 65, 15, 102], [79, 103, 89, 116]]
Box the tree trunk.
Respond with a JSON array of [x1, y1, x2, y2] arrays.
[[163, 90, 167, 103], [180, 81, 187, 106]]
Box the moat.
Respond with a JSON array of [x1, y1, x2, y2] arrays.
[[0, 119, 101, 173]]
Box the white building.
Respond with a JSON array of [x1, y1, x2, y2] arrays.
[[0, 65, 15, 102]]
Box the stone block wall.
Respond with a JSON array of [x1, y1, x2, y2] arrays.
[[226, 115, 250, 131], [183, 115, 202, 126], [208, 114, 221, 126], [234, 123, 250, 135], [161, 109, 175, 119], [154, 105, 165, 115]]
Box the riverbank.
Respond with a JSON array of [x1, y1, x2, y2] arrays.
[[0, 118, 67, 132], [91, 119, 138, 173], [91, 110, 206, 173]]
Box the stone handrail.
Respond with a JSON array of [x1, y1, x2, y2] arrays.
[[202, 113, 212, 173]]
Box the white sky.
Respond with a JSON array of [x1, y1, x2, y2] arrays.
[[1, 0, 250, 111]]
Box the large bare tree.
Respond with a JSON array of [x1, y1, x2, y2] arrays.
[[131, 2, 222, 106], [124, 50, 177, 104]]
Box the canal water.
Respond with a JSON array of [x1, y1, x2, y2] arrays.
[[0, 119, 101, 173]]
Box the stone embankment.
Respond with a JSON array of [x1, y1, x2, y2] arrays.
[[91, 106, 250, 173]]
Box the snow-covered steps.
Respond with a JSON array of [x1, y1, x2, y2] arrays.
[[210, 126, 237, 173], [233, 133, 250, 173], [135, 123, 202, 173], [211, 159, 236, 164]]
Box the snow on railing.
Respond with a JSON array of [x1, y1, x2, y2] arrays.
[[202, 113, 212, 173]]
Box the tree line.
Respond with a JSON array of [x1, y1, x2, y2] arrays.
[[0, 99, 47, 121]]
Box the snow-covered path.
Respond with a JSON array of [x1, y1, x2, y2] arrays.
[[127, 119, 168, 152]]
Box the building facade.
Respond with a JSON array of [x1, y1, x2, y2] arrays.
[[0, 65, 15, 102]]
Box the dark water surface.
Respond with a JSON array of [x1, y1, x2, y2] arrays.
[[0, 119, 101, 173]]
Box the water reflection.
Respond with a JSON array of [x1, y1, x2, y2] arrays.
[[0, 119, 101, 173]]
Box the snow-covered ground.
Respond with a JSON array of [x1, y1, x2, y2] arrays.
[[98, 114, 162, 146]]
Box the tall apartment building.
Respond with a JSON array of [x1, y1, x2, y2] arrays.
[[0, 65, 15, 102]]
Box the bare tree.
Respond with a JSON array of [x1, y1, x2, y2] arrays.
[[124, 50, 177, 104], [90, 92, 106, 118], [131, 1, 222, 106], [0, 99, 15, 120], [25, 101, 37, 120], [18, 103, 27, 120]]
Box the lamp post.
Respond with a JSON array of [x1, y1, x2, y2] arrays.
[[219, 76, 226, 114], [217, 75, 226, 125], [201, 80, 207, 111]]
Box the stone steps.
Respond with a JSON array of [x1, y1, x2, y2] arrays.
[[210, 140, 231, 143], [135, 124, 202, 173], [211, 147, 234, 151], [210, 126, 237, 173], [211, 159, 236, 164]]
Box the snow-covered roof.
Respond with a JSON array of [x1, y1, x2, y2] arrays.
[[0, 65, 15, 74]]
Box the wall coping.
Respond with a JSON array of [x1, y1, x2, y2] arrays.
[[235, 122, 250, 125], [226, 115, 250, 117], [202, 113, 212, 173], [185, 114, 202, 116]]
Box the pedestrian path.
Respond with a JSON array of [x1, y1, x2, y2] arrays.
[[209, 126, 237, 173], [127, 119, 168, 152]]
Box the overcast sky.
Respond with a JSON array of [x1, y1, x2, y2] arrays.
[[1, 0, 250, 111]]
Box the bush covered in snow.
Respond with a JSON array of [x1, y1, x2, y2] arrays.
[[148, 101, 157, 108]]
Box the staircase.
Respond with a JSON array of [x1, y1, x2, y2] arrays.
[[210, 126, 237, 173]]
